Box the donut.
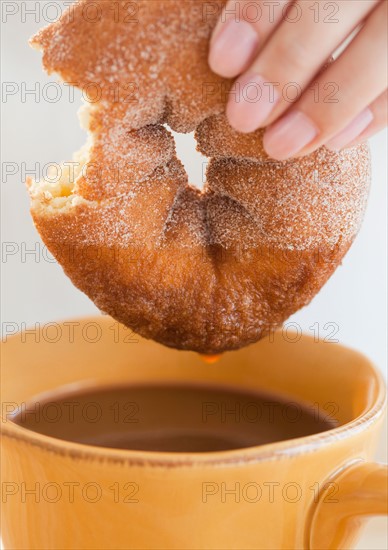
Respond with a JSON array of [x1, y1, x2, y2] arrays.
[[27, 0, 371, 354]]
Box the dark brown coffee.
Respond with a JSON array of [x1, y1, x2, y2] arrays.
[[11, 384, 337, 452]]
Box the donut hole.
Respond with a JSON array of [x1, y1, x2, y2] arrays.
[[169, 128, 209, 191]]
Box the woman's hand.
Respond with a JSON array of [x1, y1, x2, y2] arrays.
[[209, 0, 387, 160]]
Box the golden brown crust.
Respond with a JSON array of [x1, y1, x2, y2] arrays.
[[28, 0, 371, 353]]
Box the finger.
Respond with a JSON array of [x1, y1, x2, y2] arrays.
[[226, 0, 379, 132], [209, 0, 291, 78], [262, 1, 387, 160], [324, 108, 374, 151], [335, 90, 388, 149]]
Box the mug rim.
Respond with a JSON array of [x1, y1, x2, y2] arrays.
[[2, 341, 386, 468]]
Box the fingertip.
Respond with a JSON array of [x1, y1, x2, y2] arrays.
[[262, 134, 291, 161], [208, 19, 259, 79], [226, 109, 260, 134], [208, 51, 242, 79], [226, 73, 280, 135], [263, 111, 318, 161], [324, 108, 374, 152]]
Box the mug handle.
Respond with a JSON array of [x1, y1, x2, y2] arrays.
[[309, 461, 388, 549]]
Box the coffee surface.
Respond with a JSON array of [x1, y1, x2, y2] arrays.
[[12, 384, 337, 452]]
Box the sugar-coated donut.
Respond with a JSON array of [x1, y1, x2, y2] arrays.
[[28, 0, 371, 353]]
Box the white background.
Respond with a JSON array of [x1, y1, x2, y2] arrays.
[[1, 3, 387, 548]]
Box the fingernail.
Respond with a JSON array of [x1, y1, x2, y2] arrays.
[[263, 111, 318, 160], [226, 74, 279, 133], [325, 108, 373, 151], [209, 19, 259, 78]]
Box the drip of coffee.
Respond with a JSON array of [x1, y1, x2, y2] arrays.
[[11, 384, 337, 453]]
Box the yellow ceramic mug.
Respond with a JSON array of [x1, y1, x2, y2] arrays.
[[1, 317, 387, 550]]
